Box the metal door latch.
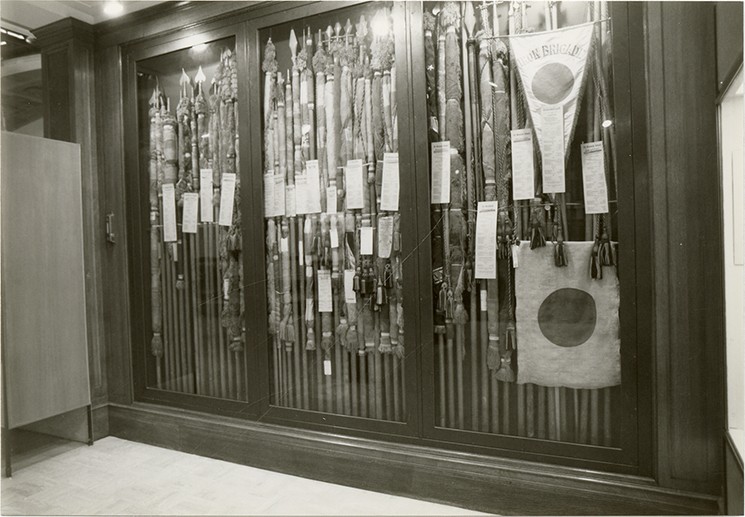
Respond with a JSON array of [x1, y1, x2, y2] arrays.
[[105, 213, 116, 244]]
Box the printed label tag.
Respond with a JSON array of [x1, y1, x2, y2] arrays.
[[200, 169, 213, 222], [380, 153, 400, 212], [218, 173, 236, 226], [162, 183, 177, 242], [431, 141, 451, 204], [182, 193, 199, 234]]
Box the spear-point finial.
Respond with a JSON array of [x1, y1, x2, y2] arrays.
[[356, 15, 368, 44], [464, 2, 476, 39], [195, 65, 206, 95], [325, 25, 334, 50], [149, 88, 158, 108], [179, 68, 190, 98], [289, 28, 298, 59], [344, 18, 353, 43], [334, 21, 342, 39]]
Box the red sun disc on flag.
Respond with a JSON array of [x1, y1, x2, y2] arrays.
[[537, 287, 597, 347], [531, 62, 574, 105]]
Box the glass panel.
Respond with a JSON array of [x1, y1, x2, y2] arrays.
[[424, 1, 620, 445], [260, 4, 406, 420], [138, 36, 247, 400]]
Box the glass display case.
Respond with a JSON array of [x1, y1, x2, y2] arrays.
[[133, 34, 247, 402], [420, 0, 625, 447], [255, 2, 411, 423], [120, 0, 648, 472]]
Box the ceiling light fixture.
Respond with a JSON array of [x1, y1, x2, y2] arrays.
[[103, 1, 124, 17]]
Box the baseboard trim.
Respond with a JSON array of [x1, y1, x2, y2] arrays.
[[107, 402, 719, 515]]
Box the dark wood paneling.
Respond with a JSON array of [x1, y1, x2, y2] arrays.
[[715, 2, 744, 93], [725, 433, 744, 515], [96, 44, 134, 406], [644, 2, 725, 495], [34, 19, 108, 409], [109, 403, 719, 516]]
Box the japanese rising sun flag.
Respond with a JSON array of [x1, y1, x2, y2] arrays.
[[510, 23, 594, 157], [515, 242, 620, 389]]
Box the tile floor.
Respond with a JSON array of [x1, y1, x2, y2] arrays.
[[2, 436, 490, 515]]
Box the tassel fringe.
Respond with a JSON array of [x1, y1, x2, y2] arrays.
[[453, 301, 469, 325], [151, 333, 163, 357], [530, 226, 546, 249], [346, 324, 358, 351], [494, 352, 516, 382], [305, 328, 316, 351], [554, 240, 568, 267]]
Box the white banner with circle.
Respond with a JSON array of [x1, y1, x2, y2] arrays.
[[510, 23, 594, 158], [514, 242, 620, 389]]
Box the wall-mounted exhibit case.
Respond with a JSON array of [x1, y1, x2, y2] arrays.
[[125, 0, 641, 469], [79, 1, 727, 513]]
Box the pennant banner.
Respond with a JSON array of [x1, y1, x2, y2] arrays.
[[510, 23, 594, 158], [515, 242, 620, 389]]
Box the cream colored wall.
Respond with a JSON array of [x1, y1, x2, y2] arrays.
[[720, 67, 744, 452]]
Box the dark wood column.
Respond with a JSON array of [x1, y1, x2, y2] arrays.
[[33, 19, 108, 432]]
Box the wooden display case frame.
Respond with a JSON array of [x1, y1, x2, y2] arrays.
[[119, 0, 653, 476]]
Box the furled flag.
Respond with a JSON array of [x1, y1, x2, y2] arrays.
[[515, 242, 620, 389], [510, 23, 594, 157]]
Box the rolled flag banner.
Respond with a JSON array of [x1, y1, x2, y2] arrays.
[[510, 23, 594, 157], [515, 241, 620, 388]]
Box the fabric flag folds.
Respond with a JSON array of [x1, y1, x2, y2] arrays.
[[515, 242, 620, 389], [510, 23, 594, 157]]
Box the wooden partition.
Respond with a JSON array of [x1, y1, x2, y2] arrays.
[[1, 132, 91, 429]]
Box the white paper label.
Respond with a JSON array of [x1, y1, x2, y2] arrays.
[[323, 358, 332, 376], [280, 237, 289, 253], [581, 141, 609, 214], [162, 184, 177, 242], [200, 169, 213, 222], [326, 185, 337, 214], [431, 141, 451, 204], [474, 201, 498, 279], [298, 239, 304, 266], [511, 244, 520, 268], [318, 270, 333, 313], [378, 216, 394, 259], [218, 173, 236, 226], [182, 193, 199, 234], [263, 172, 275, 218], [330, 225, 339, 248], [274, 174, 286, 217], [480, 288, 487, 312], [511, 129, 536, 200], [344, 269, 356, 304], [380, 152, 400, 212], [295, 173, 308, 215], [345, 159, 365, 210], [360, 226, 374, 256], [305, 160, 322, 214], [541, 105, 565, 193], [285, 184, 297, 217]]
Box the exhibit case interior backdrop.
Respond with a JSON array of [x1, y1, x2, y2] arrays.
[[124, 0, 650, 475]]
